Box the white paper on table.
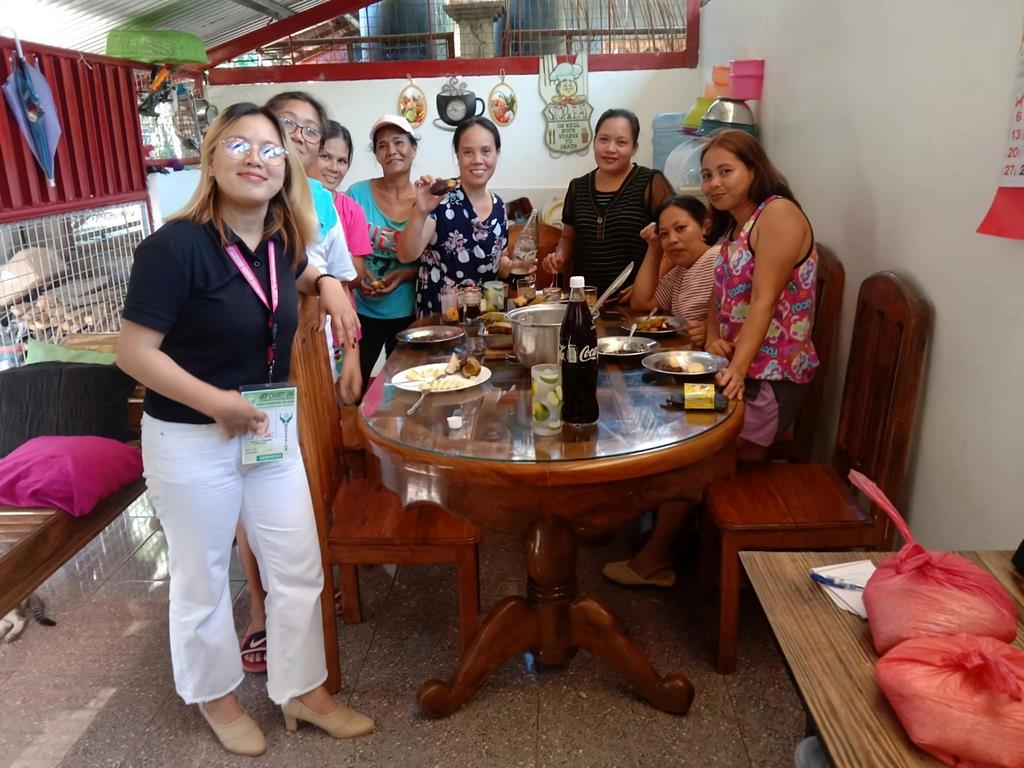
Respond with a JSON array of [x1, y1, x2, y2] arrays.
[[809, 560, 876, 619]]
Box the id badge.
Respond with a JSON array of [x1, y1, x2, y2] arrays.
[[240, 384, 298, 465]]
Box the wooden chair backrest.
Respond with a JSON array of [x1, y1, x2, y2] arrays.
[[290, 295, 344, 530], [507, 222, 562, 291], [832, 272, 931, 545], [776, 245, 845, 461]]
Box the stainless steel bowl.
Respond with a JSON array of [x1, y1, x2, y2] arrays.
[[703, 98, 755, 126], [506, 303, 566, 366]]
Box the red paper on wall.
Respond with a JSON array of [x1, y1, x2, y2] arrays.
[[978, 28, 1024, 240]]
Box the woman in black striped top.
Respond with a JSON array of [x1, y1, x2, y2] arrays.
[[542, 109, 674, 300]]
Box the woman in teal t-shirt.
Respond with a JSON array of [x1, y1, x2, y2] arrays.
[[346, 114, 419, 387]]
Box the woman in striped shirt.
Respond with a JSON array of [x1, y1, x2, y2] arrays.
[[542, 109, 674, 300], [629, 195, 717, 349]]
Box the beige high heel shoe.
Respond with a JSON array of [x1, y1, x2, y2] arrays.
[[198, 702, 267, 757], [282, 698, 375, 739]]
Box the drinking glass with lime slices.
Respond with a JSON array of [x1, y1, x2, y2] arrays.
[[530, 363, 563, 436]]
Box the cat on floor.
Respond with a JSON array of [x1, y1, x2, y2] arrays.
[[0, 594, 56, 641]]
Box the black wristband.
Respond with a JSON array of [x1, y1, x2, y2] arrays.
[[314, 272, 338, 294]]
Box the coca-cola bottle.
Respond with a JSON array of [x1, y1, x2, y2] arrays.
[[560, 275, 599, 426]]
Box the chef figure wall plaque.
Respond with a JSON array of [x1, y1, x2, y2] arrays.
[[539, 53, 594, 157]]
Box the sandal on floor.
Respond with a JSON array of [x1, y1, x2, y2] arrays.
[[240, 630, 267, 674], [602, 560, 676, 588]]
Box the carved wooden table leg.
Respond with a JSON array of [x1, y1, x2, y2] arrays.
[[419, 516, 695, 717], [418, 597, 538, 717], [570, 595, 695, 714]]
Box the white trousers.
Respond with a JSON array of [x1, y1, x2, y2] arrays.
[[141, 414, 327, 705]]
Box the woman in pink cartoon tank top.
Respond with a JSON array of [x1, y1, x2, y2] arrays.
[[701, 129, 819, 452], [602, 130, 820, 589]]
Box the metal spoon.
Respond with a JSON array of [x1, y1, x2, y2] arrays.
[[406, 389, 428, 416], [624, 322, 638, 352]]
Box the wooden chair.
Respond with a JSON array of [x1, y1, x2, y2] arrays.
[[768, 245, 845, 462], [290, 298, 482, 692], [703, 272, 931, 673], [507, 221, 563, 290]]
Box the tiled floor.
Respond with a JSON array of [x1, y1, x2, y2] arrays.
[[0, 498, 805, 767]]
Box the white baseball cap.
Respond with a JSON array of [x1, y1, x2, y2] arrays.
[[369, 114, 415, 142]]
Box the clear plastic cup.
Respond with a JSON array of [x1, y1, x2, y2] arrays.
[[440, 288, 461, 324], [483, 281, 506, 313], [531, 363, 563, 436], [460, 284, 482, 321]]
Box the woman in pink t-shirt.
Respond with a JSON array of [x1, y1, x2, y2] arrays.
[[315, 121, 374, 270], [629, 195, 717, 349]]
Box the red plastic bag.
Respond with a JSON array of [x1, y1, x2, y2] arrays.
[[850, 470, 1017, 654], [876, 633, 1024, 767]]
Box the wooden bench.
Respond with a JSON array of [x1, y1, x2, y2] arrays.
[[0, 333, 146, 616]]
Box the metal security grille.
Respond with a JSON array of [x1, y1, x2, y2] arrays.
[[503, 0, 687, 56], [246, 1, 456, 66], [0, 201, 150, 369], [223, 0, 686, 67]]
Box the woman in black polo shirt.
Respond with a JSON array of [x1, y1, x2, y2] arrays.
[[542, 109, 674, 301], [117, 103, 373, 757]]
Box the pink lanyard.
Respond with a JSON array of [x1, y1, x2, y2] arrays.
[[225, 241, 279, 383]]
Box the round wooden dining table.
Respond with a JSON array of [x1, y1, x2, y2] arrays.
[[358, 319, 743, 717]]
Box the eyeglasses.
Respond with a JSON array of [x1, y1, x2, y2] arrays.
[[219, 137, 288, 165], [278, 115, 322, 144]]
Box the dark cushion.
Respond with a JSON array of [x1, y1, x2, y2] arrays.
[[0, 362, 136, 457]]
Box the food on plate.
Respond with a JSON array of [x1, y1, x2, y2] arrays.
[[430, 177, 459, 196], [483, 317, 512, 335], [635, 315, 672, 332], [461, 356, 481, 378], [444, 352, 461, 375], [658, 355, 710, 374]]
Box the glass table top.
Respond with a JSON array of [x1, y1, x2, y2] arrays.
[[359, 318, 734, 464]]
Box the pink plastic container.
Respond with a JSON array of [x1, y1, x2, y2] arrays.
[[730, 58, 764, 76], [729, 58, 764, 100]]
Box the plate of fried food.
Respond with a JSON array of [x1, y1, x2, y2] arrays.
[[621, 315, 685, 335], [480, 312, 513, 349], [392, 353, 491, 392], [641, 350, 728, 376]]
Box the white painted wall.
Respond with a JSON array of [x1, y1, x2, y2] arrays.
[[700, 0, 1024, 548], [208, 67, 702, 216]]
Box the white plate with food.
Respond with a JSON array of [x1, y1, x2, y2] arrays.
[[641, 351, 728, 376], [621, 315, 686, 335], [597, 336, 661, 358], [392, 355, 492, 393]]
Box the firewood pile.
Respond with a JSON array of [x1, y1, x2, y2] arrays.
[[0, 203, 146, 353]]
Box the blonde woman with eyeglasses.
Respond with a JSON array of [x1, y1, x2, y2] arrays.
[[117, 103, 374, 757]]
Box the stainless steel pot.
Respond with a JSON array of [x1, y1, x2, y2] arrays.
[[506, 303, 566, 366]]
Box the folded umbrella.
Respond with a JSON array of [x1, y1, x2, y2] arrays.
[[2, 31, 61, 187]]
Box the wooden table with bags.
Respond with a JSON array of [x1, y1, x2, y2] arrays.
[[740, 550, 1024, 768]]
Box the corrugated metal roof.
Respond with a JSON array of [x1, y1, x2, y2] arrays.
[[9, 0, 333, 56]]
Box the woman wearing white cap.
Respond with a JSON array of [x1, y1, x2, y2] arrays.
[[346, 114, 420, 388]]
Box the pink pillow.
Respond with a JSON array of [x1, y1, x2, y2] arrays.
[[0, 436, 143, 517]]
